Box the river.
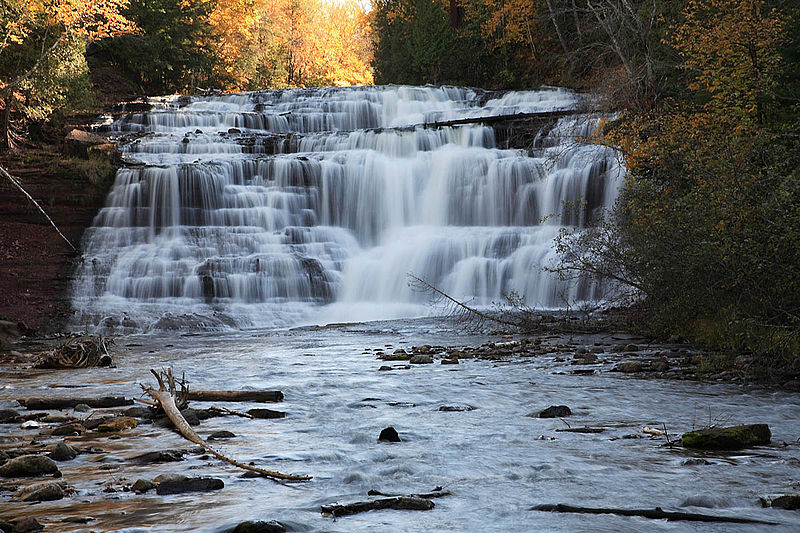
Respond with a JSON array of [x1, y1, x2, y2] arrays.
[[1, 320, 799, 531]]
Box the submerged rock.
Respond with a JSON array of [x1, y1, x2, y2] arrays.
[[538, 405, 572, 418], [378, 427, 401, 442], [0, 455, 59, 477], [681, 424, 771, 450]]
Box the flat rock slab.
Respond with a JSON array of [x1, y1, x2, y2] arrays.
[[681, 424, 771, 450], [0, 455, 59, 477], [156, 476, 224, 495]]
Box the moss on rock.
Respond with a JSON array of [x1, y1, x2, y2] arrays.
[[681, 424, 771, 450]]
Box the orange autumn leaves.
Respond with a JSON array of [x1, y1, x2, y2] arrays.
[[209, 0, 374, 89], [1, 0, 135, 49]]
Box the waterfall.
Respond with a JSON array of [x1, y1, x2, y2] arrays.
[[71, 86, 623, 332]]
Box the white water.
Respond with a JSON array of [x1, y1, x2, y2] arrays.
[[72, 86, 622, 332]]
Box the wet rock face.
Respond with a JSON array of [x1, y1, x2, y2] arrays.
[[538, 405, 572, 418], [0, 455, 59, 477]]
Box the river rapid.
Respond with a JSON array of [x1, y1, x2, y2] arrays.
[[2, 319, 800, 532]]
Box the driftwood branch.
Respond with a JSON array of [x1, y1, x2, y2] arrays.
[[1, 164, 78, 252], [532, 504, 778, 525], [141, 368, 310, 482]]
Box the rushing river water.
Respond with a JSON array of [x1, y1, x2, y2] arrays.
[[72, 85, 622, 332], [1, 321, 800, 532]]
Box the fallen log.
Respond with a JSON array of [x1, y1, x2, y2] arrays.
[[321, 496, 434, 517], [531, 504, 778, 525], [17, 396, 133, 410], [555, 427, 605, 433], [141, 369, 309, 482], [187, 390, 283, 403], [421, 110, 577, 129]]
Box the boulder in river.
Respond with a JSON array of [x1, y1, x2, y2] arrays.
[[131, 479, 157, 494], [538, 405, 572, 418], [97, 416, 138, 432], [156, 476, 224, 495], [409, 355, 433, 364], [48, 442, 78, 461], [4, 517, 43, 532], [0, 408, 21, 423], [771, 495, 800, 510], [132, 450, 184, 464], [379, 426, 401, 442], [208, 430, 236, 440], [681, 424, 771, 450], [230, 520, 286, 533], [14, 479, 68, 501], [0, 455, 59, 477], [612, 361, 643, 373]]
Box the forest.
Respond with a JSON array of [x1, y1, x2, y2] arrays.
[[1, 0, 799, 376]]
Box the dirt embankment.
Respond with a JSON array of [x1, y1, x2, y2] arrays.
[[0, 134, 119, 334]]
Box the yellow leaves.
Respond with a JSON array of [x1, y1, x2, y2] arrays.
[[210, 0, 373, 89], [670, 0, 787, 126]]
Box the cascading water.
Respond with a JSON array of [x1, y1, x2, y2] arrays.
[[72, 86, 623, 332]]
